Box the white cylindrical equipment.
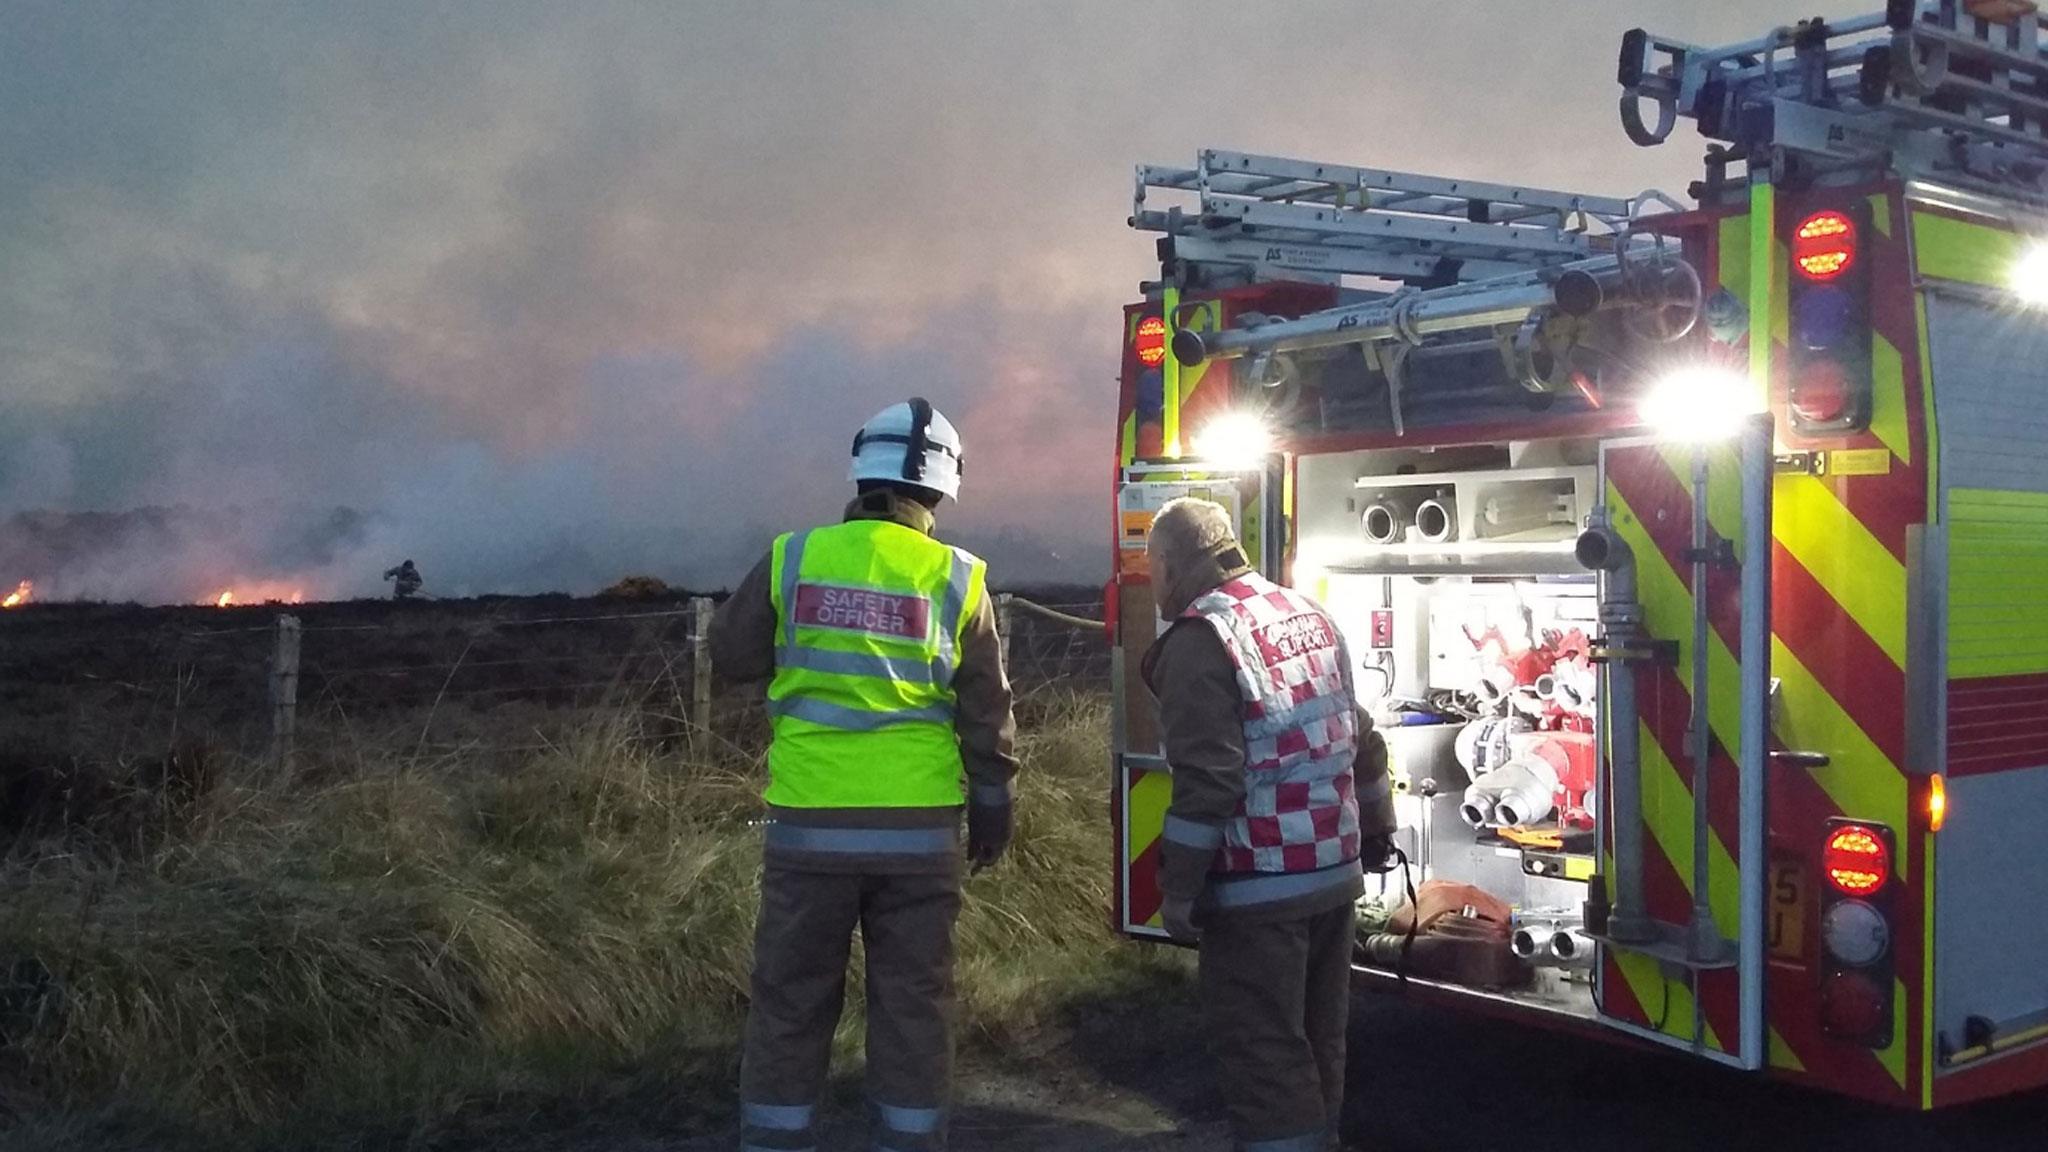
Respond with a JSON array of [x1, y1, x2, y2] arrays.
[[1454, 715, 1529, 774], [1170, 257, 1632, 366], [1510, 923, 1555, 960], [1549, 926, 1594, 967], [1488, 756, 1563, 828], [1460, 780, 1498, 829], [1481, 488, 1565, 536], [1473, 667, 1518, 708], [1361, 497, 1416, 545], [1414, 495, 1458, 544]]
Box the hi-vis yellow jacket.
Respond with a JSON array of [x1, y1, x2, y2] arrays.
[[766, 518, 987, 809]]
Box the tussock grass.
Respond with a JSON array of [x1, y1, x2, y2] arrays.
[[0, 690, 1186, 1147]]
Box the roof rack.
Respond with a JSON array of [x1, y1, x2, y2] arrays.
[[1131, 149, 1672, 289], [1620, 1, 2048, 204]]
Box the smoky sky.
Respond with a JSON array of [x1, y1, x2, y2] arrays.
[[0, 0, 1857, 602]]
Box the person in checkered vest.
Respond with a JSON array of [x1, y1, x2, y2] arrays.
[[1141, 496, 1397, 1152]]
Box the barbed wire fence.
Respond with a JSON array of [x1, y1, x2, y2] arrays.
[[0, 591, 1109, 772]]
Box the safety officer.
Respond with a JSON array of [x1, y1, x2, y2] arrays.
[[712, 397, 1019, 1152], [1141, 497, 1397, 1152]]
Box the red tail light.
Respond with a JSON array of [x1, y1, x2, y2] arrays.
[[1791, 361, 1852, 425], [1794, 211, 1858, 281], [1817, 819, 1897, 1048], [1820, 970, 1888, 1038], [1134, 316, 1169, 367], [1823, 824, 1891, 897]]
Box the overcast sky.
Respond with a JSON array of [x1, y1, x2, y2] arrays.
[[0, 0, 1866, 601]]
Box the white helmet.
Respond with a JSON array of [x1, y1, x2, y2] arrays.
[[849, 397, 965, 500]]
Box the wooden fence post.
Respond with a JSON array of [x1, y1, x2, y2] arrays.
[[270, 614, 301, 769], [995, 592, 1015, 670], [691, 596, 715, 734]]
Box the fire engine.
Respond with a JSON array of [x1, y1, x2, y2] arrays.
[[1108, 1, 2048, 1109]]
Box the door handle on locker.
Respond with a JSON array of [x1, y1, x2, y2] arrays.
[[1769, 750, 1831, 769]]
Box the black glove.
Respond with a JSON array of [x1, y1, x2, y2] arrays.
[[1359, 833, 1397, 874], [1161, 895, 1202, 943], [967, 802, 1012, 873]]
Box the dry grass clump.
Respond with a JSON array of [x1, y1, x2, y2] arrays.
[[0, 690, 1181, 1148]]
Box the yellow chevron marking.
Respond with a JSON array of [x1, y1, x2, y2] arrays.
[[1659, 459, 1908, 827], [1640, 717, 1744, 962], [1612, 949, 1725, 1050], [1128, 769, 1171, 863], [1770, 636, 1909, 843], [1120, 411, 1138, 466], [1614, 465, 1906, 828], [1869, 193, 1893, 238], [1609, 454, 1913, 1072], [1871, 331, 1912, 466], [1772, 1028, 1809, 1072], [1772, 474, 1908, 668], [1128, 769, 1173, 928]]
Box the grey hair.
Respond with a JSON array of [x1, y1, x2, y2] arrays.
[[1148, 496, 1239, 573]]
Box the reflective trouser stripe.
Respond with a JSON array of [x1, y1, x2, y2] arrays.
[[969, 781, 1013, 807], [741, 1100, 818, 1152], [769, 695, 954, 730], [742, 1103, 814, 1130], [1209, 863, 1359, 909], [1241, 1132, 1326, 1152], [869, 1099, 946, 1152], [764, 825, 958, 855], [1163, 814, 1225, 850], [872, 1101, 944, 1133], [781, 646, 948, 685]]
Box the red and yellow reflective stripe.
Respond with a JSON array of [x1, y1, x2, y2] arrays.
[[1124, 769, 1172, 929], [1606, 445, 1910, 1086]]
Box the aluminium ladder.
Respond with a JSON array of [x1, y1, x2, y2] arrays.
[[1131, 149, 1677, 290], [1621, 0, 2048, 202]]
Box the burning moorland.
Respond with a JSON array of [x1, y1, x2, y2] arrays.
[[0, 505, 373, 608]]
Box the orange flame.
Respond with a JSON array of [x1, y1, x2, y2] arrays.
[[2, 580, 30, 609], [205, 584, 305, 607]]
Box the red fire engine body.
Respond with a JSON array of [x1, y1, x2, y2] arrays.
[[1108, 4, 2048, 1109]]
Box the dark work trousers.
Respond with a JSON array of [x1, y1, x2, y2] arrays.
[[739, 866, 962, 1152], [1197, 901, 1358, 1151]]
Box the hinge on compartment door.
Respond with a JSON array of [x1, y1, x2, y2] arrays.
[[1681, 537, 1739, 568], [1774, 451, 1822, 476]]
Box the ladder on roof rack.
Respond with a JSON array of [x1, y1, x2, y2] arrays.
[[1131, 149, 1671, 288], [1620, 0, 2048, 202]]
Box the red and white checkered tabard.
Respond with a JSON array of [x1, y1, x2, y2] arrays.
[[1182, 573, 1361, 873]]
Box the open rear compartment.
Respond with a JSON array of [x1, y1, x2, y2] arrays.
[[1296, 438, 1606, 1023]]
